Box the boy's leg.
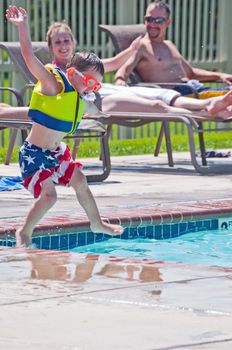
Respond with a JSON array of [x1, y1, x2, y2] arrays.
[[16, 177, 57, 247], [70, 167, 123, 235]]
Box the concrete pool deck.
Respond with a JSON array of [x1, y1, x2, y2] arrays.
[[0, 152, 232, 350]]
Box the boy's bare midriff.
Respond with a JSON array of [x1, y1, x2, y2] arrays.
[[27, 123, 66, 150]]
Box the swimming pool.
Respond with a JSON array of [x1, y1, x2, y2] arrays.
[[1, 215, 231, 268], [70, 229, 232, 267]]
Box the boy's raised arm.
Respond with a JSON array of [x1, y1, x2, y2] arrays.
[[6, 6, 59, 95]]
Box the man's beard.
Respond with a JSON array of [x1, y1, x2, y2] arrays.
[[147, 27, 160, 40]]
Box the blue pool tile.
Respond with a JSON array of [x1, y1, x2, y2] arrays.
[[138, 226, 146, 238], [171, 224, 179, 237], [211, 219, 218, 230], [129, 227, 139, 239], [179, 222, 187, 234], [32, 237, 41, 248], [41, 236, 50, 250], [188, 222, 197, 232], [68, 233, 77, 249], [95, 233, 104, 242], [163, 224, 171, 239], [146, 225, 154, 239], [154, 225, 162, 240], [78, 232, 87, 246], [60, 234, 69, 250], [196, 221, 203, 230], [87, 232, 95, 245], [50, 235, 59, 250], [120, 227, 129, 239], [203, 220, 211, 230]]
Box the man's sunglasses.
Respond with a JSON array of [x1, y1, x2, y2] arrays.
[[144, 16, 167, 24]]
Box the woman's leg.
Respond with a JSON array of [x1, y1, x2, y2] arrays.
[[205, 90, 232, 114], [16, 177, 57, 247], [102, 93, 232, 120], [102, 94, 192, 114], [0, 106, 29, 119], [173, 90, 232, 113]]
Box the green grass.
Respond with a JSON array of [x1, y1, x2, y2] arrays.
[[1, 131, 232, 164]]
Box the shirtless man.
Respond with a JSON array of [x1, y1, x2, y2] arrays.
[[114, 0, 232, 89]]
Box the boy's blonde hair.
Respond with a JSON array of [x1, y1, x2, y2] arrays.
[[46, 22, 77, 48]]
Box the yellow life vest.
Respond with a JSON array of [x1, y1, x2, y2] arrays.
[[28, 65, 85, 134]]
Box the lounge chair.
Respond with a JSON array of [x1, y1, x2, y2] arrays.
[[98, 24, 232, 173], [0, 42, 111, 182]]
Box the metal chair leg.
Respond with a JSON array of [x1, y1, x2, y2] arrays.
[[4, 128, 18, 165], [163, 122, 174, 167], [86, 131, 111, 183], [197, 121, 207, 166], [154, 122, 164, 157]]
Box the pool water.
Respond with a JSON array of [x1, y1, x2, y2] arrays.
[[69, 229, 232, 268]]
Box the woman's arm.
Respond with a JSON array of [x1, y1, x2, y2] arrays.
[[102, 35, 142, 73]]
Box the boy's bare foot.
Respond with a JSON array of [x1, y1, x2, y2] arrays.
[[207, 90, 232, 114], [15, 229, 32, 247], [90, 221, 124, 236]]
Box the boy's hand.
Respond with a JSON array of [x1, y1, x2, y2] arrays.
[[6, 5, 28, 26]]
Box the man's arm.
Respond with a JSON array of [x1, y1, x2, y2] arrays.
[[181, 57, 232, 85], [6, 6, 60, 95], [113, 48, 143, 86]]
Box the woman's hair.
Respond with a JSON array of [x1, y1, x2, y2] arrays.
[[46, 21, 77, 47], [67, 50, 104, 76]]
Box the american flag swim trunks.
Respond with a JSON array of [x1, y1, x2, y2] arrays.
[[19, 140, 83, 198]]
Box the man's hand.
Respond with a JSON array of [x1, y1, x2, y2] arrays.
[[6, 5, 28, 26], [114, 77, 128, 86]]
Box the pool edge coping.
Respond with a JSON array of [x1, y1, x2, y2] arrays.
[[1, 198, 232, 237]]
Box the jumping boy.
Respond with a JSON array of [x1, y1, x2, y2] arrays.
[[6, 5, 123, 247]]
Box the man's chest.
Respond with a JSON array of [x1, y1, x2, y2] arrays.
[[146, 43, 181, 64]]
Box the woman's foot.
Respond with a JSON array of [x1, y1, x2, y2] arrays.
[[90, 220, 124, 236], [207, 90, 232, 114]]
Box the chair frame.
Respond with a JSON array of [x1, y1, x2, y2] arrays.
[[95, 111, 232, 174]]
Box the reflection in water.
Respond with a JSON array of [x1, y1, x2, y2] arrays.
[[28, 251, 163, 289]]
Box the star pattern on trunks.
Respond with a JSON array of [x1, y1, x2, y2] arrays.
[[24, 155, 36, 164], [39, 163, 48, 170]]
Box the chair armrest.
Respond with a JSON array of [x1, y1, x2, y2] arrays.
[[20, 83, 35, 96], [0, 87, 24, 106]]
